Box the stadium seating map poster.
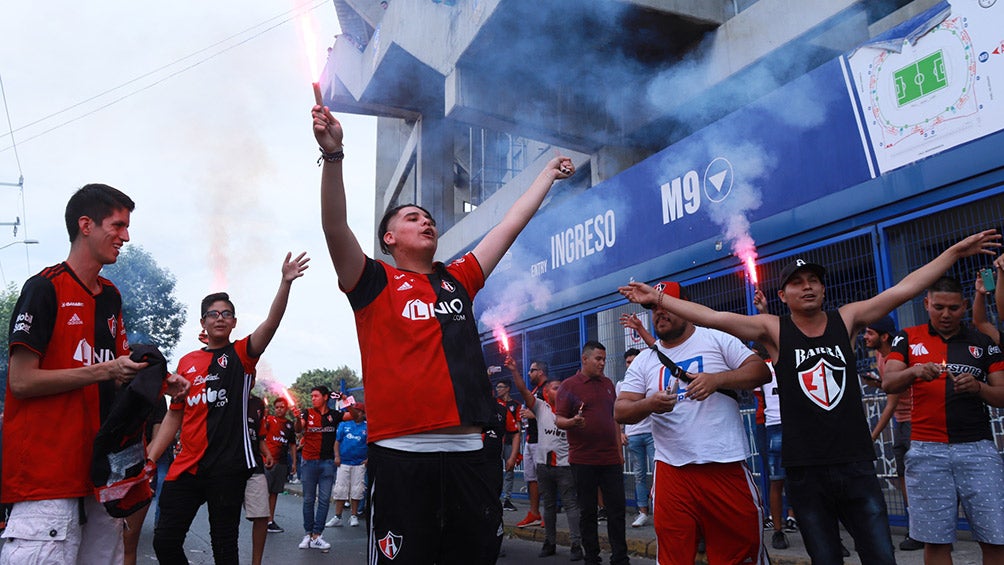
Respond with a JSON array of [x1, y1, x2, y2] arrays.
[[846, 0, 1004, 174]]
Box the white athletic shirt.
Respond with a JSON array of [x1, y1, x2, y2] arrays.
[[530, 397, 569, 467], [615, 380, 651, 436], [762, 363, 781, 427], [621, 326, 754, 467]]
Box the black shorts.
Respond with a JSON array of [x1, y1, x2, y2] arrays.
[[368, 444, 502, 564], [264, 463, 289, 494]]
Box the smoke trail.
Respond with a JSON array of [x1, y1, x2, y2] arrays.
[[480, 275, 554, 330]]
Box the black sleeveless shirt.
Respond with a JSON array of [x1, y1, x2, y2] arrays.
[[774, 311, 874, 467]]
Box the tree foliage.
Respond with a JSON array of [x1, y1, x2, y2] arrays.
[[289, 366, 363, 409], [102, 245, 186, 359], [0, 283, 19, 405]]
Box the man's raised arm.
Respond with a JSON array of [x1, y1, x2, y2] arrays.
[[314, 104, 366, 289], [248, 252, 310, 358], [504, 357, 536, 409], [841, 230, 1000, 334], [471, 157, 574, 277], [619, 281, 779, 356]]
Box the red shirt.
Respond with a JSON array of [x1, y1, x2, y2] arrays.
[[168, 337, 258, 479], [555, 371, 622, 466], [888, 324, 1004, 443], [300, 408, 338, 460], [3, 263, 128, 502], [344, 254, 493, 442], [263, 414, 296, 460]]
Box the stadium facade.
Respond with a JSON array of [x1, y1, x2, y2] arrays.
[[321, 0, 1004, 523]]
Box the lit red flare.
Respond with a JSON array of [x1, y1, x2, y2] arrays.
[[312, 82, 323, 106], [280, 386, 296, 407], [297, 6, 321, 80], [493, 326, 511, 354], [744, 255, 758, 287]]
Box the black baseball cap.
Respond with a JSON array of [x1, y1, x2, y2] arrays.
[[779, 258, 826, 288]]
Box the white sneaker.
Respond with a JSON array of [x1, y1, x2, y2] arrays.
[[298, 534, 312, 549], [349, 514, 359, 527], [325, 514, 343, 527], [309, 535, 331, 551], [631, 513, 651, 527]]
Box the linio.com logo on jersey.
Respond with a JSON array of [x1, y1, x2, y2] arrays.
[[401, 298, 467, 321]]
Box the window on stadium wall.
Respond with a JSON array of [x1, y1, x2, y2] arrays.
[[524, 318, 581, 381], [882, 191, 1004, 459]]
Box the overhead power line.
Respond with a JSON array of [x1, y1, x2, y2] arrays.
[[0, 0, 330, 153]]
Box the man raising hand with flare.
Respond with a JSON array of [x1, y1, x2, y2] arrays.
[[312, 101, 574, 564], [619, 230, 1000, 565]]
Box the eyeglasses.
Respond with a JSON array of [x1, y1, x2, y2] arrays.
[[203, 309, 235, 320]]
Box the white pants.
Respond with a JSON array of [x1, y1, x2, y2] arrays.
[[1, 497, 124, 564]]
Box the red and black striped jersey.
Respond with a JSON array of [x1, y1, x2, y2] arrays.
[[167, 337, 257, 479], [300, 408, 339, 460], [3, 262, 129, 502], [262, 414, 296, 460], [888, 323, 1004, 443], [343, 253, 494, 443]]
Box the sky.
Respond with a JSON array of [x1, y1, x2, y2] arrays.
[[0, 1, 377, 385]]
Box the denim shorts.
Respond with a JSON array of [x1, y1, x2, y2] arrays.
[[766, 424, 785, 481], [905, 440, 1004, 544]]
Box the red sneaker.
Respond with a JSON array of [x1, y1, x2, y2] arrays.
[[516, 511, 542, 528]]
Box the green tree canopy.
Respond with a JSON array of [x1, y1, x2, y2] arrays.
[[289, 366, 363, 409], [0, 283, 19, 405], [102, 245, 186, 359]]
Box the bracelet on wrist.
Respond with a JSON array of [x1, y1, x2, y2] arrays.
[[317, 147, 344, 165]]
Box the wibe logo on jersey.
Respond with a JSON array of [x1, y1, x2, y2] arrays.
[[186, 385, 229, 408]]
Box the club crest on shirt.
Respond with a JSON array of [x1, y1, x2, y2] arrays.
[[107, 316, 117, 338], [217, 353, 229, 369], [441, 280, 455, 293], [378, 531, 403, 560], [797, 358, 846, 411], [969, 346, 983, 359]]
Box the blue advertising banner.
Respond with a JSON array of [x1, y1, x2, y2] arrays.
[[476, 57, 873, 327]]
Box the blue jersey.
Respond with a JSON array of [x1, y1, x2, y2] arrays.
[[337, 419, 368, 465]]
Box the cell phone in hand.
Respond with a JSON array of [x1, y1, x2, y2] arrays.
[[980, 268, 996, 292]]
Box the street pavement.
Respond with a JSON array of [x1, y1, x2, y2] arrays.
[[0, 478, 985, 563], [497, 483, 984, 565]]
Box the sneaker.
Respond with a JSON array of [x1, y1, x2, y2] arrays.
[[538, 542, 556, 557], [771, 531, 789, 550], [631, 513, 651, 528], [325, 514, 342, 528], [502, 498, 518, 512], [298, 534, 312, 549], [899, 536, 924, 551], [309, 535, 331, 551], [597, 508, 608, 522], [763, 516, 775, 530], [266, 521, 284, 533], [516, 511, 542, 528], [349, 514, 359, 527], [784, 516, 798, 533], [570, 543, 584, 561]]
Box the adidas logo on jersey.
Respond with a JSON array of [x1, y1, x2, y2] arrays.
[[397, 281, 413, 291], [910, 343, 930, 356], [67, 313, 84, 326]]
